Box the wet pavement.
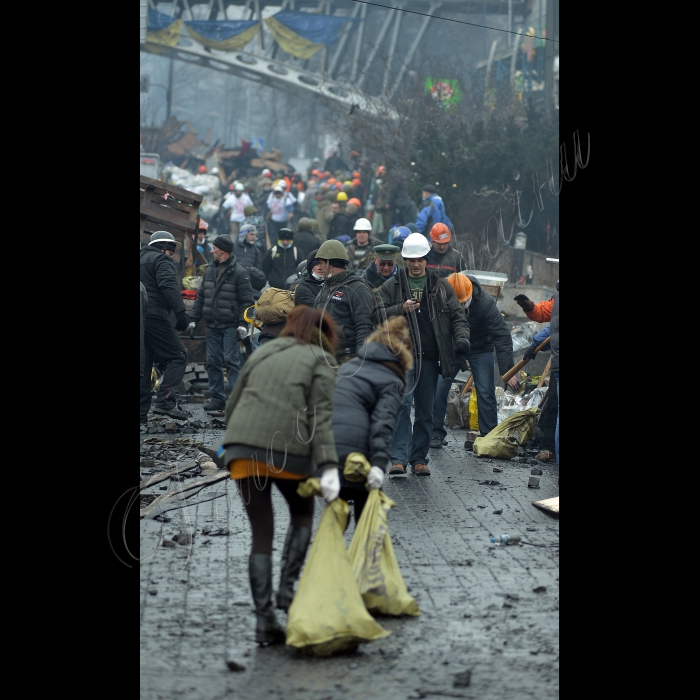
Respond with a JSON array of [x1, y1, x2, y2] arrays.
[[140, 402, 559, 700]]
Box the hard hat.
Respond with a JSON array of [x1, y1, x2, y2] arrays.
[[316, 239, 348, 262], [197, 220, 209, 230], [327, 178, 337, 185], [262, 168, 272, 177], [210, 167, 219, 175], [447, 273, 473, 303], [149, 230, 181, 250], [401, 232, 431, 258], [343, 180, 353, 187], [353, 217, 372, 231], [348, 197, 362, 207], [234, 182, 245, 191], [296, 259, 308, 275], [312, 157, 321, 164], [198, 165, 207, 174], [352, 178, 361, 187], [336, 191, 348, 202], [285, 272, 301, 290], [273, 183, 285, 193], [430, 223, 451, 242], [376, 165, 386, 176], [352, 171, 361, 179], [228, 183, 235, 190]]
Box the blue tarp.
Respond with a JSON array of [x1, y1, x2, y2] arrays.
[[271, 9, 358, 45], [184, 19, 259, 41], [147, 9, 179, 31]]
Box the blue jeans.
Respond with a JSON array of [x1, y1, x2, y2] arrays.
[[389, 358, 440, 466], [461, 352, 498, 436], [206, 327, 242, 403], [554, 370, 559, 466], [431, 365, 460, 441]]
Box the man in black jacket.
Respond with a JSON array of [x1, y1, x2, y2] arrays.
[[261, 228, 300, 289], [233, 224, 267, 301], [380, 233, 470, 476], [313, 239, 377, 365], [187, 234, 255, 412], [431, 273, 519, 450], [139, 231, 190, 422], [294, 249, 325, 307], [425, 223, 468, 278]]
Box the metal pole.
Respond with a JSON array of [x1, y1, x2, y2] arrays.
[[381, 3, 404, 97], [543, 0, 558, 115], [350, 4, 367, 82], [167, 56, 174, 121], [357, 4, 396, 91], [328, 2, 361, 78], [507, 0, 512, 47]]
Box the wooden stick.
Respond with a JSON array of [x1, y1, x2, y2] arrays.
[[501, 336, 551, 382], [536, 357, 552, 388], [459, 374, 474, 396], [140, 471, 229, 519], [139, 459, 198, 491]]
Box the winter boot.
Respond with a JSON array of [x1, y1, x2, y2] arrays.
[[249, 553, 286, 645], [275, 524, 312, 611], [203, 398, 226, 412], [153, 400, 188, 420]]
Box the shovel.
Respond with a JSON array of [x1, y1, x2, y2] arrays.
[[501, 336, 550, 383]]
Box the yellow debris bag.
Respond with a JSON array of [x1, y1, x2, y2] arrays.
[[285, 496, 390, 656], [472, 406, 540, 459], [343, 452, 371, 483], [469, 387, 479, 431], [348, 489, 420, 616]]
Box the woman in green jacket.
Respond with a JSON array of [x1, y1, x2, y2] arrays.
[[222, 305, 341, 645]]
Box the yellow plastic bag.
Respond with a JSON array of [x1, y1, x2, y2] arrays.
[[348, 489, 420, 616], [343, 452, 371, 483], [472, 406, 540, 459], [285, 497, 390, 656], [469, 387, 479, 431]]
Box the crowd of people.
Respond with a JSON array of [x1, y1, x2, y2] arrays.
[[139, 147, 560, 646]]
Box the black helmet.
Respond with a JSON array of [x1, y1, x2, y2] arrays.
[[296, 260, 308, 276], [149, 230, 181, 251], [284, 273, 301, 290]]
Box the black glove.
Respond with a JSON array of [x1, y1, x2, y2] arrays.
[[175, 314, 189, 332], [455, 339, 470, 355], [524, 346, 538, 361], [456, 355, 469, 372], [514, 294, 534, 312]]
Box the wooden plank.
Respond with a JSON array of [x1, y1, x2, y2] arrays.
[[536, 358, 552, 388], [140, 174, 204, 205], [532, 496, 559, 514], [140, 189, 201, 215], [140, 205, 199, 233], [140, 470, 230, 519], [139, 459, 198, 490]]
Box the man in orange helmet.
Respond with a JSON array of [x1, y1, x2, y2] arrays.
[[430, 272, 519, 450], [425, 223, 468, 278]]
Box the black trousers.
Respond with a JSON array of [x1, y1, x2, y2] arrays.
[[139, 316, 187, 419], [537, 378, 558, 452]]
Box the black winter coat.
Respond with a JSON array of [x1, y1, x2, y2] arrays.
[[332, 342, 405, 471], [189, 255, 255, 329], [139, 245, 187, 321], [328, 212, 352, 240], [294, 273, 324, 307], [363, 262, 395, 291], [314, 269, 376, 357], [425, 246, 468, 278], [262, 245, 301, 289], [380, 268, 470, 378], [293, 230, 321, 259], [461, 275, 514, 376], [550, 281, 559, 373], [233, 240, 267, 299]]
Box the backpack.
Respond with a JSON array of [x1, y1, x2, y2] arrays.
[[256, 287, 296, 324], [269, 245, 298, 263]]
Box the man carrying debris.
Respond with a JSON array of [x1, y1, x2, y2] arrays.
[[140, 231, 190, 423], [187, 235, 255, 413]]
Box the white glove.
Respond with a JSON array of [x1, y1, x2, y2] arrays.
[[187, 322, 196, 338], [236, 325, 248, 340], [320, 468, 340, 503], [367, 466, 384, 490]]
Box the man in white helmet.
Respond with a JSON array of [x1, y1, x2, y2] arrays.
[[221, 182, 254, 238], [345, 218, 381, 271], [379, 232, 470, 476]]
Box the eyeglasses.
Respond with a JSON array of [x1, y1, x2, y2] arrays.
[[377, 260, 395, 267]]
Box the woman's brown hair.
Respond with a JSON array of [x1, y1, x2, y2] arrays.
[[280, 304, 337, 350]]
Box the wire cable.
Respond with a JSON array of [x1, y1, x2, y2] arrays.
[[350, 0, 557, 42]]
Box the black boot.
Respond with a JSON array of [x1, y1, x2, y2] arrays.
[[276, 524, 311, 611], [249, 553, 286, 645]]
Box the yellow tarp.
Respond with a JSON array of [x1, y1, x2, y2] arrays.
[[473, 406, 540, 459], [264, 17, 325, 59], [285, 497, 390, 655], [348, 489, 420, 616], [146, 19, 183, 52]]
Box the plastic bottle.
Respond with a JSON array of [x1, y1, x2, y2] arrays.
[[490, 534, 521, 546]]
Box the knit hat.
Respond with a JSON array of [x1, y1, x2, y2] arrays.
[[212, 234, 234, 252], [422, 184, 437, 194], [243, 204, 257, 216], [278, 228, 294, 240], [306, 248, 319, 271]]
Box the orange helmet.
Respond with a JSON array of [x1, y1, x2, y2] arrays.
[[447, 273, 473, 303], [430, 223, 451, 242], [352, 171, 361, 179], [348, 197, 362, 207], [197, 219, 209, 230], [198, 165, 207, 174], [376, 165, 386, 176], [327, 178, 337, 185], [352, 178, 361, 186]]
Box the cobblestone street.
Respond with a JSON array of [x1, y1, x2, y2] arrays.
[[139, 408, 559, 700]]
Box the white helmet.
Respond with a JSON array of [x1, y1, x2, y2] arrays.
[[401, 232, 431, 258], [234, 182, 245, 191], [353, 217, 372, 231]]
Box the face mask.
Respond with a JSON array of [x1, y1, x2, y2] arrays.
[[278, 240, 292, 249], [312, 272, 325, 282]]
